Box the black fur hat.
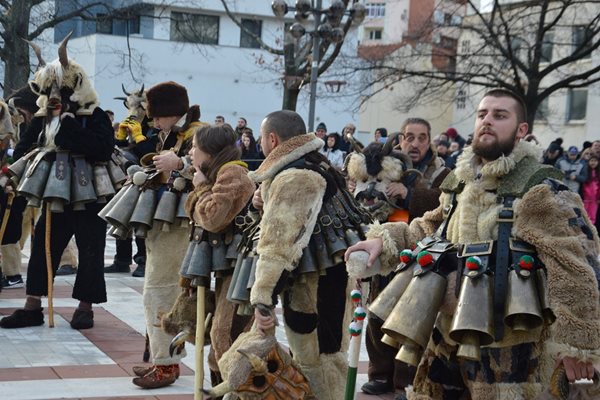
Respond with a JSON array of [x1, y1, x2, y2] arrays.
[[146, 81, 189, 118], [7, 85, 39, 114]]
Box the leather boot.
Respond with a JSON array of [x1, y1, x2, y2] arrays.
[[133, 365, 180, 378], [132, 364, 179, 389]]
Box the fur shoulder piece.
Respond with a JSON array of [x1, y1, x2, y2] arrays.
[[249, 133, 323, 183]]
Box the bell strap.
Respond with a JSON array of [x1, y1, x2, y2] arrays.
[[494, 195, 515, 341]]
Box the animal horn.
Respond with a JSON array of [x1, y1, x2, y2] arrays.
[[113, 96, 127, 101], [397, 151, 414, 170], [382, 132, 402, 156], [22, 39, 46, 67], [58, 31, 73, 68], [7, 97, 15, 109], [122, 83, 131, 96], [237, 349, 268, 374], [138, 83, 144, 95], [202, 380, 234, 397]]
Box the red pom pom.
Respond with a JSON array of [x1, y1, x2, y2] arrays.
[[417, 251, 433, 267], [1, 166, 8, 174], [519, 255, 534, 270], [465, 256, 481, 271], [399, 249, 413, 264]]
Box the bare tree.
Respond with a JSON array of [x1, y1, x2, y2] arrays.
[[219, 0, 363, 111], [0, 0, 148, 95], [347, 0, 600, 133]]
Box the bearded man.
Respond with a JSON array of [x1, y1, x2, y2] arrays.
[[347, 88, 599, 399]]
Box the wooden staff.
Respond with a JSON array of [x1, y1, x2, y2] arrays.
[[195, 285, 206, 400], [0, 191, 15, 244], [44, 203, 54, 328]]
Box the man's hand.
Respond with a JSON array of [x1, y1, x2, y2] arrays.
[[252, 187, 263, 210], [254, 305, 275, 332], [561, 356, 595, 382], [386, 182, 408, 199], [345, 238, 383, 267], [153, 151, 181, 173], [347, 179, 356, 193]]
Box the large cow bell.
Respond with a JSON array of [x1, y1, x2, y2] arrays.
[[449, 273, 494, 361], [42, 154, 71, 212], [107, 159, 127, 190], [154, 191, 178, 232], [369, 264, 414, 321], [104, 184, 140, 229], [93, 163, 116, 203], [98, 184, 128, 220], [7, 156, 29, 186], [504, 269, 544, 332], [71, 156, 97, 210], [381, 271, 447, 366], [17, 157, 51, 208], [187, 241, 212, 282], [129, 189, 157, 238], [175, 192, 189, 228]]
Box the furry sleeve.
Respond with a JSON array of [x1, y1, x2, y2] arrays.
[[250, 169, 326, 307], [54, 107, 114, 161], [186, 164, 254, 233], [514, 184, 600, 357]]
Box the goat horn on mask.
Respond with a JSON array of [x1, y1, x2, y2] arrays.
[[58, 31, 73, 68], [22, 39, 46, 67]]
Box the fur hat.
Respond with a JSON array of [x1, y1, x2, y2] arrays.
[[146, 81, 189, 118]]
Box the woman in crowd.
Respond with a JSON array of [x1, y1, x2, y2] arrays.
[[582, 155, 600, 224], [319, 132, 344, 170], [240, 130, 263, 171]]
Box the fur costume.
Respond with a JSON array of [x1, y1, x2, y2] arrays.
[[179, 162, 255, 381], [248, 133, 354, 400], [346, 142, 450, 390], [366, 140, 600, 399]]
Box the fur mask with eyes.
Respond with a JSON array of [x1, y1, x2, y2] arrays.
[[346, 134, 420, 223], [26, 32, 99, 119]]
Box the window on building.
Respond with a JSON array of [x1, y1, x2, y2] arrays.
[[540, 32, 553, 63], [171, 12, 219, 45], [461, 39, 470, 54], [433, 9, 444, 24], [535, 97, 549, 120], [440, 36, 457, 50], [456, 89, 466, 109], [368, 29, 382, 40], [567, 88, 587, 121], [240, 18, 262, 48], [365, 3, 385, 18], [572, 26, 592, 59], [96, 13, 140, 36]]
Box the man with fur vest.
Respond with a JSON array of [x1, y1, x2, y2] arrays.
[[351, 119, 449, 399], [250, 110, 357, 400], [346, 88, 600, 399], [128, 81, 202, 389]]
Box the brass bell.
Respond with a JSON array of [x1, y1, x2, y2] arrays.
[[226, 254, 245, 301], [129, 189, 157, 239], [536, 269, 556, 325], [179, 242, 197, 279], [17, 159, 51, 207], [71, 157, 97, 210], [110, 225, 130, 240], [153, 191, 178, 232], [98, 185, 128, 221], [187, 241, 212, 280], [225, 233, 243, 261], [7, 156, 29, 186], [104, 184, 140, 229], [228, 255, 254, 303], [381, 334, 399, 348], [369, 265, 414, 320], [297, 245, 319, 274], [381, 271, 447, 366], [93, 163, 116, 203], [107, 159, 127, 190], [449, 274, 495, 361], [504, 269, 544, 332], [42, 159, 71, 213], [175, 192, 189, 228]]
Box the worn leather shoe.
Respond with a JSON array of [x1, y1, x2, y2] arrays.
[[133, 365, 180, 378], [132, 264, 145, 278], [132, 364, 179, 389], [0, 308, 44, 328], [70, 309, 94, 330], [361, 380, 393, 395], [56, 265, 77, 275]]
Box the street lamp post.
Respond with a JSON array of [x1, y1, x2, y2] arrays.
[[272, 0, 366, 131]]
